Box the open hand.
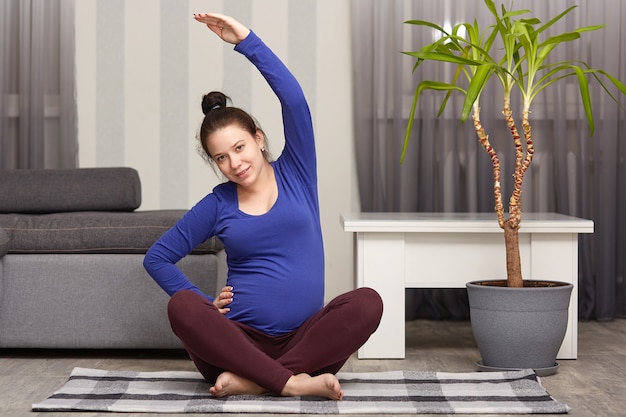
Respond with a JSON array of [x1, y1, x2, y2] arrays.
[[193, 13, 250, 45]]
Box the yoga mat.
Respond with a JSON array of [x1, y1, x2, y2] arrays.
[[33, 367, 570, 414]]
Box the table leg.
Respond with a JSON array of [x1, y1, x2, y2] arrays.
[[356, 232, 406, 359], [530, 233, 578, 359]]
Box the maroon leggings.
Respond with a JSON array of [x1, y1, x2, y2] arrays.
[[167, 287, 383, 394]]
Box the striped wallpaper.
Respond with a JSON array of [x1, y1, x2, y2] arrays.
[[74, 0, 356, 299]]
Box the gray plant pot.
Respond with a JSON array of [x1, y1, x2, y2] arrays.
[[466, 280, 573, 376]]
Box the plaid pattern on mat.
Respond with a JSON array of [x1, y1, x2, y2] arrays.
[[32, 367, 570, 414]]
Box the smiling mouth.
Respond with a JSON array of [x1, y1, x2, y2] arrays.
[[236, 167, 250, 177]]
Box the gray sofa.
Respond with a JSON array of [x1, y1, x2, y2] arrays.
[[0, 167, 226, 349]]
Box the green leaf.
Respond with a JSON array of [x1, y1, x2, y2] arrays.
[[484, 20, 499, 52], [437, 64, 467, 117], [405, 51, 484, 66], [519, 18, 540, 25], [484, 0, 497, 16], [462, 64, 493, 122], [574, 24, 605, 34], [572, 66, 594, 136], [586, 69, 626, 114], [540, 32, 580, 48], [536, 5, 577, 36], [596, 69, 626, 95], [405, 19, 449, 35], [401, 81, 467, 163]]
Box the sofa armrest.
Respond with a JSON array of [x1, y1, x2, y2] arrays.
[[216, 249, 228, 291], [0, 167, 141, 214], [0, 227, 8, 257]]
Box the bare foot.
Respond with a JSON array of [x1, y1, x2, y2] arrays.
[[281, 373, 343, 400], [209, 371, 267, 397]]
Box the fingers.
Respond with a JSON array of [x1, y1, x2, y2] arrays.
[[214, 286, 234, 315], [193, 12, 250, 44], [193, 12, 222, 32], [193, 12, 227, 26], [219, 286, 234, 299]]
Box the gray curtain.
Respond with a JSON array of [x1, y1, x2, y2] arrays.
[[352, 0, 626, 320], [1, 0, 76, 169]]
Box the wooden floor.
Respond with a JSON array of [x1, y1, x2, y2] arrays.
[[1, 319, 625, 417]]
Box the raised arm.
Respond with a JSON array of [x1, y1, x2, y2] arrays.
[[195, 13, 317, 185]]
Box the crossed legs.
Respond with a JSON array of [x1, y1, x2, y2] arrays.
[[167, 287, 383, 399]]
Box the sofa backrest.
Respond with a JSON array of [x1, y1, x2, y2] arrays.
[[0, 167, 141, 214]]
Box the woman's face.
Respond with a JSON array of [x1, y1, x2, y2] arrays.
[[206, 124, 266, 187]]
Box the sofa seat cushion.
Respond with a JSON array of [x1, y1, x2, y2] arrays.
[[0, 210, 222, 254]]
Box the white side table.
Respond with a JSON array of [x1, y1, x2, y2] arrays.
[[341, 212, 594, 359]]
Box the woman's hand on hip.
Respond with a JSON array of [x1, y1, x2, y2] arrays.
[[193, 12, 250, 45], [213, 286, 234, 314]]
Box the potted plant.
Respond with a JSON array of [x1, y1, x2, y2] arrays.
[[401, 0, 626, 374]]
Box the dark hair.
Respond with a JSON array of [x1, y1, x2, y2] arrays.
[[197, 91, 271, 163]]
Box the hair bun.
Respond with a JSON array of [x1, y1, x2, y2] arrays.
[[201, 91, 229, 115]]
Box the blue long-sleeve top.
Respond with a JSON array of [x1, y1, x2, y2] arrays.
[[144, 31, 324, 336]]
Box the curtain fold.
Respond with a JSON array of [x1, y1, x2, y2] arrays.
[[351, 0, 626, 320], [0, 0, 76, 170]]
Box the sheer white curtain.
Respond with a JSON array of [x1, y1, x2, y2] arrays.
[[1, 0, 76, 169], [352, 0, 626, 320]]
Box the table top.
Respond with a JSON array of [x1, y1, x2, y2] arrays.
[[341, 212, 594, 234]]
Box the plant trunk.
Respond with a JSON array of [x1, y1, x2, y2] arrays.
[[474, 103, 526, 288], [472, 106, 505, 227], [504, 220, 523, 287]]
